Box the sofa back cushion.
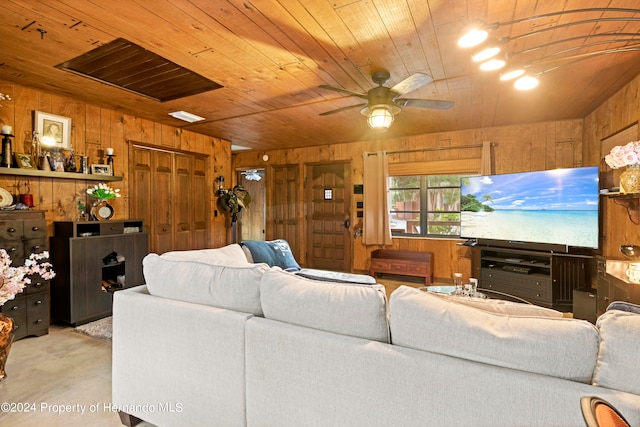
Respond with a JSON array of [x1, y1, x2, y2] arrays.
[[593, 309, 640, 395], [432, 292, 563, 317], [143, 253, 268, 316], [389, 286, 599, 383], [159, 244, 251, 267], [260, 268, 390, 343]]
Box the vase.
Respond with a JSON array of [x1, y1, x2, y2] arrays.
[[0, 313, 15, 380], [90, 199, 114, 221], [619, 164, 640, 194]]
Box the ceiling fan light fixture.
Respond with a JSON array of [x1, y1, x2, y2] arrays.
[[366, 105, 395, 131], [514, 75, 539, 90], [500, 68, 526, 81], [458, 29, 488, 48]]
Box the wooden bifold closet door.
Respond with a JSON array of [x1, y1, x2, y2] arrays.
[[130, 144, 209, 254]]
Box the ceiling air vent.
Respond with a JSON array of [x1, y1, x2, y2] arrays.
[[57, 38, 223, 102]]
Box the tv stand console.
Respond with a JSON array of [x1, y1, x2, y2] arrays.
[[472, 245, 594, 311]]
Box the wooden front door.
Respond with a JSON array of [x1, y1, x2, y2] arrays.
[[306, 163, 351, 272], [237, 168, 266, 241]]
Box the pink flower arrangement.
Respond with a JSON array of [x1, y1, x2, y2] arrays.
[[605, 141, 640, 169], [0, 249, 56, 306]]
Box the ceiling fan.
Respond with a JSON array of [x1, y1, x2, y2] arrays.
[[241, 169, 264, 181], [319, 70, 454, 130]]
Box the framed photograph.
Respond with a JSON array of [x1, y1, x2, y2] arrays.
[[91, 164, 112, 175], [14, 153, 37, 169], [34, 111, 72, 150]]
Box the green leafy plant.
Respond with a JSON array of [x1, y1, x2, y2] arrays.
[[86, 183, 121, 200], [219, 185, 251, 223]]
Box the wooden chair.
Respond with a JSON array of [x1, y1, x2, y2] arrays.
[[581, 396, 630, 427]]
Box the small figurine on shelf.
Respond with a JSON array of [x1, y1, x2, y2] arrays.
[[76, 201, 88, 221], [64, 145, 76, 172]]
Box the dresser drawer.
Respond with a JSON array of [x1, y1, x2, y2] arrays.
[[23, 219, 46, 239], [390, 261, 410, 273], [100, 222, 124, 235], [1, 296, 26, 318], [407, 263, 429, 275], [11, 315, 28, 341], [25, 278, 49, 295], [1, 239, 25, 263], [27, 293, 50, 330], [1, 296, 27, 340], [370, 259, 392, 270], [23, 237, 46, 254], [0, 220, 23, 240]]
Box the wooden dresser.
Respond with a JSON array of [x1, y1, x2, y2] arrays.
[[369, 249, 433, 285], [0, 210, 49, 340]]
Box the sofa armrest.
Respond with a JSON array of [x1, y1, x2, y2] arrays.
[[112, 285, 252, 427]]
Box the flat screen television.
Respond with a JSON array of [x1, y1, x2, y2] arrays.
[[460, 166, 599, 250]]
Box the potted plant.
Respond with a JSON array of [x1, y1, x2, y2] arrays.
[[219, 184, 251, 223]]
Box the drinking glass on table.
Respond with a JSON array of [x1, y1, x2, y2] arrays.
[[468, 278, 478, 297], [453, 273, 463, 295]]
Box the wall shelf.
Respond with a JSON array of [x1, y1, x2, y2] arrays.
[[0, 167, 121, 181], [603, 192, 640, 224]]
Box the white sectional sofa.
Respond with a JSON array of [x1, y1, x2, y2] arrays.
[[112, 244, 640, 426]]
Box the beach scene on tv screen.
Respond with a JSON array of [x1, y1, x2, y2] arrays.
[[460, 167, 599, 248]]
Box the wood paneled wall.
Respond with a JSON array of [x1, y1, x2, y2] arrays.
[[233, 119, 584, 282], [583, 74, 640, 259], [0, 80, 231, 247]]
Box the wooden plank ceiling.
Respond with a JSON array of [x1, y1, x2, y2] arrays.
[[0, 0, 638, 151]]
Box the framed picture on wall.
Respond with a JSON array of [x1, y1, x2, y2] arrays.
[[90, 164, 112, 175], [34, 111, 72, 150], [14, 153, 37, 169]]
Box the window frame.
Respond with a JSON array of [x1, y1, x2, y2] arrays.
[[389, 174, 463, 238]]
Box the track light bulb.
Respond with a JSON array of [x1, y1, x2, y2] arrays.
[[500, 68, 526, 81], [458, 29, 489, 48], [480, 59, 506, 71], [472, 46, 501, 62], [514, 75, 539, 90]]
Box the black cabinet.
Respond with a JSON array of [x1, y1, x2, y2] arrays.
[[595, 256, 640, 317], [474, 245, 594, 311], [50, 220, 149, 325], [0, 210, 49, 340]]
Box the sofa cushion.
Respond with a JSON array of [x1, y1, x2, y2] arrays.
[[160, 244, 251, 267], [593, 309, 640, 395], [241, 240, 301, 271], [432, 292, 563, 317], [143, 253, 268, 315], [389, 286, 599, 382], [606, 301, 640, 314], [260, 268, 390, 343]]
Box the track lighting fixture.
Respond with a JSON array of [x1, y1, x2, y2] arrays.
[[458, 7, 640, 90]]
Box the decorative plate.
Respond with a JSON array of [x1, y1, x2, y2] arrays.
[[0, 187, 13, 207], [90, 200, 114, 221]]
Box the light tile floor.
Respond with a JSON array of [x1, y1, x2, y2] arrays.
[[0, 325, 153, 427]]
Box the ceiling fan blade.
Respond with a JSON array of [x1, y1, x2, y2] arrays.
[[396, 98, 455, 110], [390, 73, 433, 96], [319, 85, 367, 99], [319, 103, 367, 116]]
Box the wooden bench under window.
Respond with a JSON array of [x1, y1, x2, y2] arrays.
[[369, 249, 433, 285]]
